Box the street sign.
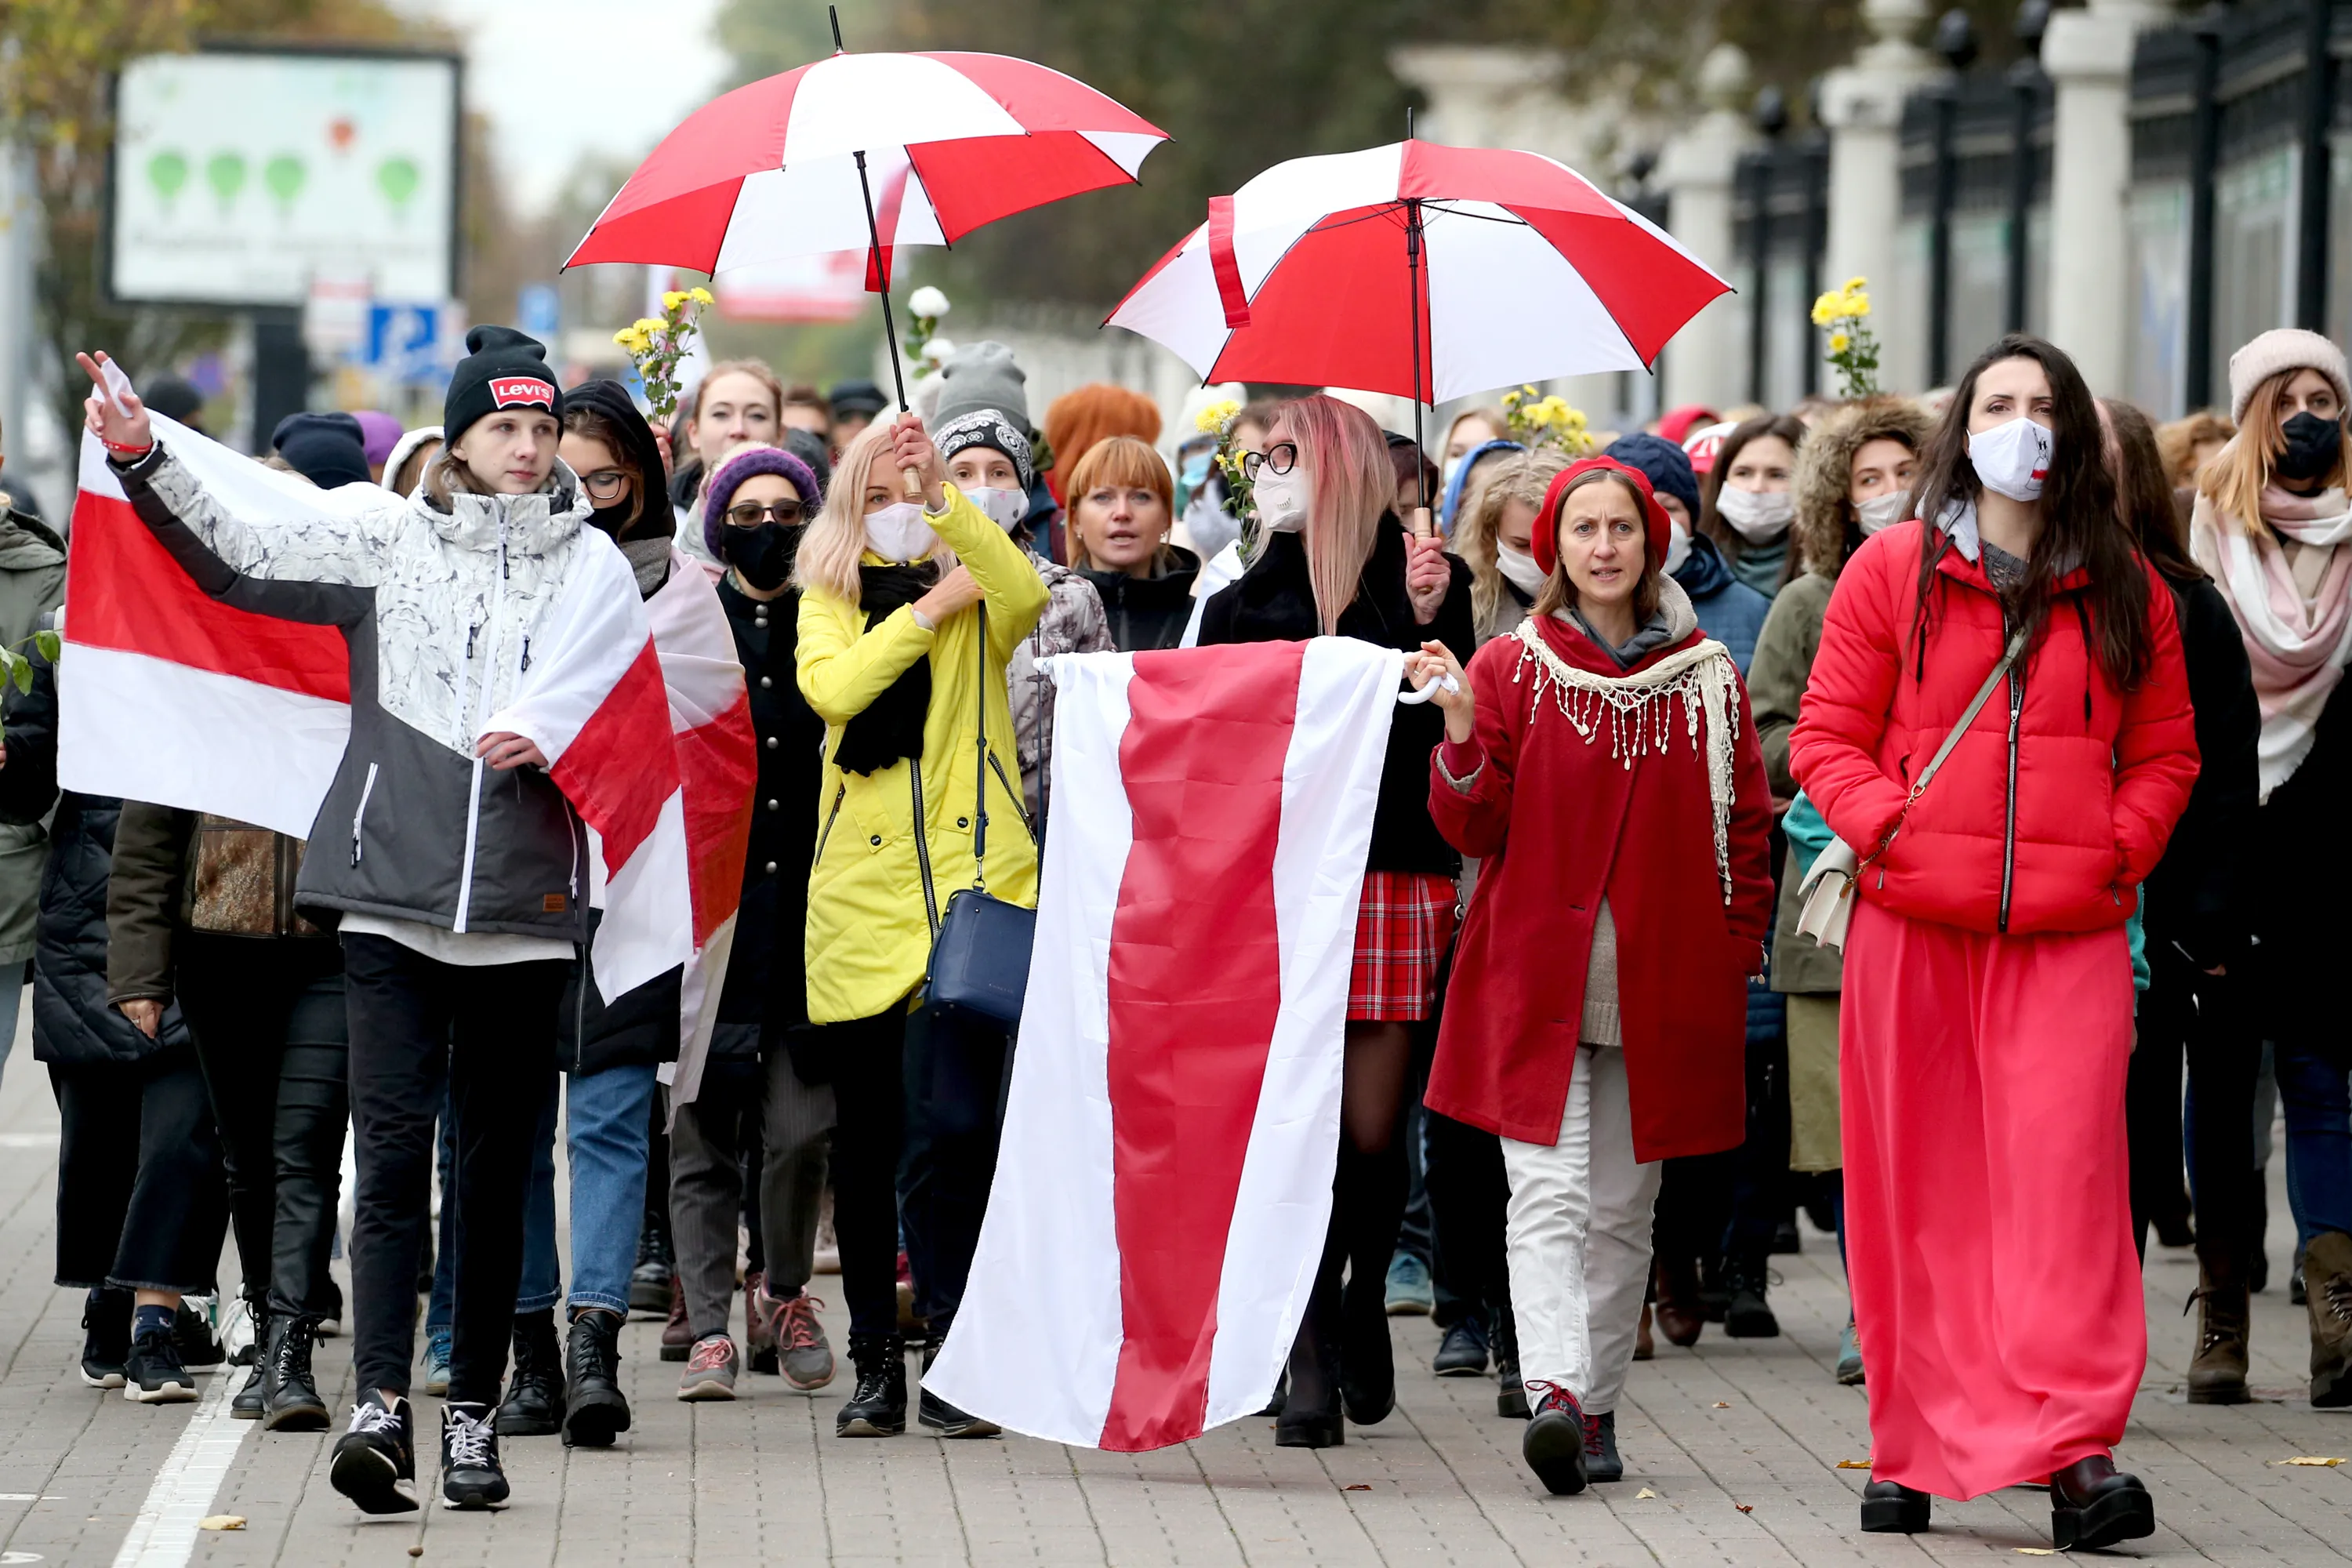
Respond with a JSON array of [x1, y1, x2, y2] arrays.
[[360, 302, 455, 386], [517, 282, 561, 341]]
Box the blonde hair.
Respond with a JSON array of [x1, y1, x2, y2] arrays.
[[1066, 436, 1176, 574], [1457, 449, 1567, 633], [688, 360, 785, 428], [423, 448, 492, 508], [792, 423, 958, 605], [1269, 396, 1391, 635], [2199, 372, 2349, 536], [2157, 409, 2235, 489]]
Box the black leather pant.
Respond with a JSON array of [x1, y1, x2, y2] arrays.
[[177, 933, 349, 1321]]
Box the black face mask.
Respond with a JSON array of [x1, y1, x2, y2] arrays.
[[2277, 410, 2344, 483], [721, 522, 800, 591], [590, 498, 638, 537]]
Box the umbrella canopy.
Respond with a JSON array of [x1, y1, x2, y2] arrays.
[[564, 52, 1169, 275], [1106, 140, 1732, 404]]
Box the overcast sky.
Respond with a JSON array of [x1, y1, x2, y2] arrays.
[[391, 0, 730, 215]]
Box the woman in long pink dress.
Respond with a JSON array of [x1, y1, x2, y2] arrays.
[[1789, 336, 2198, 1551]]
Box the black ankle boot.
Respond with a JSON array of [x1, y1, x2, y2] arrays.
[[495, 1310, 565, 1437], [261, 1313, 329, 1431], [1339, 1276, 1395, 1427], [1277, 1271, 1345, 1448], [1860, 1478, 1930, 1534], [1722, 1254, 1780, 1338], [233, 1306, 269, 1420], [2050, 1454, 2154, 1551], [561, 1308, 630, 1448], [837, 1334, 907, 1436], [1493, 1308, 1528, 1420]]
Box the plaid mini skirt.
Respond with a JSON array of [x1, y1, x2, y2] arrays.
[[1348, 870, 1457, 1022]]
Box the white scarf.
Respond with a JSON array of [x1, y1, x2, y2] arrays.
[[2192, 483, 2352, 800], [1508, 621, 1744, 903]]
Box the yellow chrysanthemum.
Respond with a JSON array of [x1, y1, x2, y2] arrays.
[[662, 290, 688, 312], [1195, 399, 1241, 435], [1846, 293, 1871, 318], [1845, 275, 1867, 293], [1809, 299, 1835, 328], [612, 327, 639, 349], [688, 286, 714, 306], [635, 316, 666, 335], [1828, 331, 1851, 354]]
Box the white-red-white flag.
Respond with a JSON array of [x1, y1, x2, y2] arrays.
[[56, 416, 750, 1014], [923, 636, 1400, 1451]]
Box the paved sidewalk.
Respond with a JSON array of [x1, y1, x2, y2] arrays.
[[0, 1028, 2344, 1566]]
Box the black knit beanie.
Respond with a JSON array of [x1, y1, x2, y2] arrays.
[[270, 412, 372, 489], [445, 325, 562, 444]]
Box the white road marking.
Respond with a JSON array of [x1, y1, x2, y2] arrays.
[[109, 1314, 255, 1568]]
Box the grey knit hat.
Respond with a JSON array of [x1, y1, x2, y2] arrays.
[[2229, 328, 2350, 424], [931, 341, 1029, 432]]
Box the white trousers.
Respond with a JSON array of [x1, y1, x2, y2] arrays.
[[1500, 1044, 1661, 1414]]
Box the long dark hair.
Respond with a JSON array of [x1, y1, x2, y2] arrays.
[[1911, 335, 2151, 691], [2100, 397, 2202, 589]]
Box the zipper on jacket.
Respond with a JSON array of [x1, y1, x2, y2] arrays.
[[350, 761, 380, 866], [1998, 662, 2024, 933], [909, 759, 939, 935], [987, 751, 1036, 846], [814, 783, 845, 866]]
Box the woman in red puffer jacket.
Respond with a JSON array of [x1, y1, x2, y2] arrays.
[[1789, 336, 2196, 1551]]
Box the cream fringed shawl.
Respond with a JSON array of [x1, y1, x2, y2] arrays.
[[1508, 620, 1744, 904]]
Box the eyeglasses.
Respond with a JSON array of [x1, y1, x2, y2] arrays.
[[579, 470, 630, 502], [726, 500, 807, 527], [1241, 441, 1298, 482]]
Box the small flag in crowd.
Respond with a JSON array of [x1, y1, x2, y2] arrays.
[[924, 637, 1402, 1451]]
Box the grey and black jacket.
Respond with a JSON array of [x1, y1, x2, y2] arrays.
[[113, 445, 603, 942]]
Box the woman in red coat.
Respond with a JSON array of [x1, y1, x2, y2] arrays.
[[1411, 457, 1773, 1497], [1789, 336, 2198, 1550]]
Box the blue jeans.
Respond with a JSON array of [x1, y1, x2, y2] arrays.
[[519, 1063, 659, 1317], [2279, 1037, 2352, 1243]]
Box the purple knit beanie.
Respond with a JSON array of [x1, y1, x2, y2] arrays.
[[702, 445, 822, 561]]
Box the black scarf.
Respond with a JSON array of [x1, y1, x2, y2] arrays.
[[832, 562, 942, 776]]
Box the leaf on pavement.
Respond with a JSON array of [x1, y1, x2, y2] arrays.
[[197, 1515, 245, 1531], [1835, 1460, 1872, 1469], [1635, 1488, 1658, 1499], [2273, 1457, 2347, 1467]]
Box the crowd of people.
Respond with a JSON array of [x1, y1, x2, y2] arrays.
[[1, 312, 2345, 1550]]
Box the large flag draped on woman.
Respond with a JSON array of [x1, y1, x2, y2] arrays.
[[54, 412, 753, 1050], [924, 637, 1402, 1450]]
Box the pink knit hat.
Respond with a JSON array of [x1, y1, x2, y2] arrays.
[[2228, 328, 2350, 424]]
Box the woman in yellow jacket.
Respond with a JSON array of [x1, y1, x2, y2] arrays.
[[793, 412, 1047, 1440]]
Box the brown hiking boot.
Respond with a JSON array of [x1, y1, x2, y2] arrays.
[[2306, 1230, 2352, 1408], [1653, 1258, 1704, 1348], [2184, 1255, 2249, 1406], [659, 1273, 695, 1363]]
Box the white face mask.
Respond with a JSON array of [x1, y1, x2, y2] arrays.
[[1968, 416, 2052, 503], [1254, 466, 1310, 534], [1494, 540, 1548, 597], [1441, 452, 1467, 491], [1714, 483, 1793, 543], [965, 486, 1029, 532], [864, 501, 939, 562], [1663, 517, 1692, 575], [1856, 491, 1911, 535]]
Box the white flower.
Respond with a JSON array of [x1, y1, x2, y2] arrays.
[[908, 285, 951, 321]]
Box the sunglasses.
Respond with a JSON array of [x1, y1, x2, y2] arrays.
[[726, 500, 807, 527], [1241, 441, 1298, 481]]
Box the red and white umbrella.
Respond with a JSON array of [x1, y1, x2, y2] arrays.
[[565, 51, 1168, 283], [1107, 140, 1731, 405]]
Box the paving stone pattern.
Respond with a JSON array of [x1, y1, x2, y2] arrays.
[[0, 1033, 2343, 1566]]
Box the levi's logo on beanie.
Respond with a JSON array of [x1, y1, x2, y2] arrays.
[[445, 325, 564, 444], [490, 376, 557, 409]]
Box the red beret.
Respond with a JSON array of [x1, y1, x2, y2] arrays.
[[1532, 456, 1672, 579]]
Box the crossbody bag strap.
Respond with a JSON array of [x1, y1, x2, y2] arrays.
[[1864, 623, 2029, 865], [973, 601, 989, 893]]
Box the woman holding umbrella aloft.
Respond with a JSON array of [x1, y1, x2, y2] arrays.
[[1196, 395, 1472, 1446], [793, 414, 1047, 1439]]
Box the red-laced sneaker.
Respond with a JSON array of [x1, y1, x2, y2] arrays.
[[677, 1334, 738, 1401], [770, 1290, 837, 1392], [1521, 1380, 1588, 1496]]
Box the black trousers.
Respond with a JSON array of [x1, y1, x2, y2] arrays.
[[1423, 1106, 1511, 1329], [2133, 944, 2260, 1268], [176, 934, 348, 1320], [52, 1049, 230, 1293], [342, 935, 564, 1406]]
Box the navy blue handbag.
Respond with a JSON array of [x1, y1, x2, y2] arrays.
[[924, 602, 1036, 1026]]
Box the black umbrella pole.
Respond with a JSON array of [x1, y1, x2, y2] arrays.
[[853, 147, 923, 502]]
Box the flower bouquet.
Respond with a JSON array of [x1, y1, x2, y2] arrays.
[[1813, 277, 1880, 399], [1501, 384, 1595, 457], [613, 285, 713, 424]]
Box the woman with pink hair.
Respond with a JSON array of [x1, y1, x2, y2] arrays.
[[1196, 395, 1472, 1447]]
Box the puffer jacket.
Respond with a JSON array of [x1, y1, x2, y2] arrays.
[[0, 509, 65, 966], [797, 485, 1049, 1025], [1789, 517, 2199, 935], [114, 443, 614, 940], [1080, 545, 1201, 653], [1669, 533, 1770, 673], [1005, 555, 1111, 822]]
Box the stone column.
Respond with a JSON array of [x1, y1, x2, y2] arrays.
[[1818, 0, 1938, 376], [2043, 0, 2174, 393], [1654, 45, 1757, 411]]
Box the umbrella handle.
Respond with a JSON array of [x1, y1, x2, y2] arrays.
[[1407, 505, 1434, 539], [902, 466, 924, 502]]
